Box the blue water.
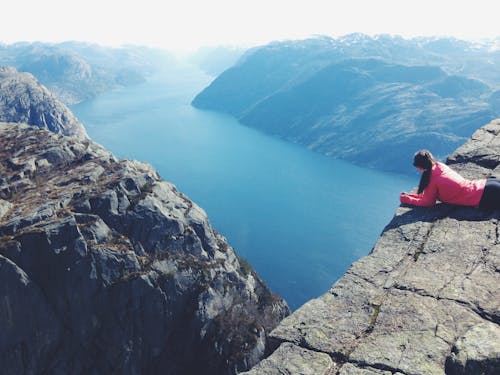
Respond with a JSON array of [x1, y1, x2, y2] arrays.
[[72, 64, 414, 310]]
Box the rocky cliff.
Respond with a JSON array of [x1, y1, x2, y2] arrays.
[[0, 122, 289, 374], [242, 119, 500, 374], [0, 67, 87, 138]]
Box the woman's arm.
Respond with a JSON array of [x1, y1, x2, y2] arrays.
[[400, 183, 438, 207]]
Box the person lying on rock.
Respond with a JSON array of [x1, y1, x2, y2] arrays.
[[400, 150, 500, 209]]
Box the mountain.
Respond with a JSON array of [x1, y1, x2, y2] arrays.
[[0, 122, 290, 374], [242, 119, 500, 374], [0, 66, 87, 138], [0, 42, 175, 104], [192, 35, 500, 173], [188, 45, 246, 76]]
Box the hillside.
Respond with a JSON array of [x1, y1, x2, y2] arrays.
[[192, 35, 500, 173], [0, 42, 174, 104], [242, 119, 500, 374]]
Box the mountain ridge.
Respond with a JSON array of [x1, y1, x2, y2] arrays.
[[0, 42, 174, 104], [192, 35, 500, 173]]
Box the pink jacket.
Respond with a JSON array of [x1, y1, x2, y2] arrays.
[[400, 162, 486, 207]]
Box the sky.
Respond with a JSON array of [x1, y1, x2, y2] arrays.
[[2, 0, 499, 53]]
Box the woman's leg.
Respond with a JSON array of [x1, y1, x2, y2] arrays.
[[479, 178, 500, 210]]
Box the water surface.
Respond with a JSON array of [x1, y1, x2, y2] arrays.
[[72, 65, 414, 310]]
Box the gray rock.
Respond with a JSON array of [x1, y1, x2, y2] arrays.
[[0, 199, 12, 219], [338, 363, 393, 375], [445, 322, 500, 374], [0, 66, 87, 138], [447, 118, 500, 179], [244, 119, 500, 375], [242, 342, 335, 375], [0, 254, 62, 374], [0, 123, 290, 374]]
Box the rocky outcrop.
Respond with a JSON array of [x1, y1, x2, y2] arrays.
[[0, 67, 87, 138], [0, 122, 289, 374], [243, 119, 500, 374]]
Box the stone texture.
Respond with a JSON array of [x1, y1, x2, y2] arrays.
[[242, 342, 335, 375], [0, 123, 290, 375], [338, 363, 395, 375], [445, 322, 500, 374], [242, 119, 500, 375], [446, 119, 500, 178], [0, 66, 87, 138]]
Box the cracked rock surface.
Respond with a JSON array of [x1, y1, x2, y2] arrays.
[[0, 123, 290, 375], [242, 119, 500, 375]]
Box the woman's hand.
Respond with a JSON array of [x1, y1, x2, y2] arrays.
[[400, 192, 409, 204]]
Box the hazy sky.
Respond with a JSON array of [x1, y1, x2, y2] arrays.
[[2, 0, 499, 52]]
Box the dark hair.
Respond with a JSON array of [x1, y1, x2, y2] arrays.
[[413, 150, 435, 194]]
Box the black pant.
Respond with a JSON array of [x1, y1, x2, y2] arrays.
[[479, 178, 500, 210]]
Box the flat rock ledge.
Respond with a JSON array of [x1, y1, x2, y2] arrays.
[[242, 119, 500, 375], [0, 123, 289, 375]]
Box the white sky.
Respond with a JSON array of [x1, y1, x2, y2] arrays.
[[2, 0, 499, 52]]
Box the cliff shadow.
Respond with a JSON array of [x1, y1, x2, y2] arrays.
[[383, 203, 499, 233]]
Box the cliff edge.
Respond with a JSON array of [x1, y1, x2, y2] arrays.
[[243, 119, 500, 375], [0, 123, 289, 374]]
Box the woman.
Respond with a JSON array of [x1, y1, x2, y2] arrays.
[[400, 150, 500, 209]]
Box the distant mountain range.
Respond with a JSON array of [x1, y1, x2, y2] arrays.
[[0, 42, 175, 104], [188, 46, 246, 76], [192, 34, 500, 173]]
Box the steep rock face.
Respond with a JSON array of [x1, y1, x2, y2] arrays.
[[0, 123, 289, 374], [0, 67, 87, 138], [243, 119, 500, 374]]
